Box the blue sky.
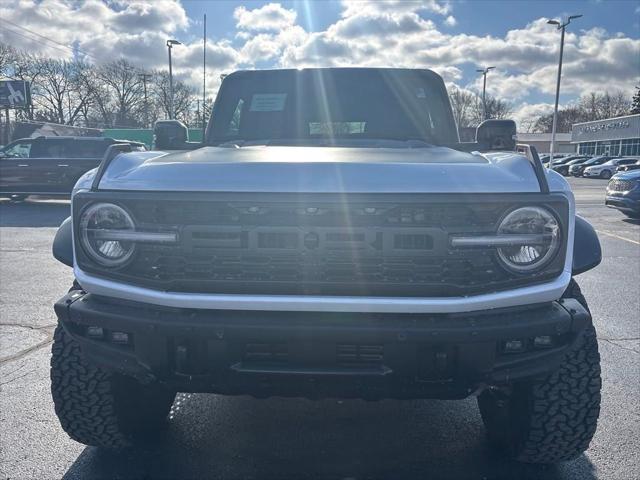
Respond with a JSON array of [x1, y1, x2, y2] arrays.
[[1, 0, 638, 125], [181, 1, 639, 39]]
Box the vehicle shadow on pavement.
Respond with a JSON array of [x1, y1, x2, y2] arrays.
[[621, 217, 640, 226], [0, 199, 70, 227], [61, 393, 597, 480]]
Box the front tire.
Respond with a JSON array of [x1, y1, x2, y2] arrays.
[[600, 169, 612, 179], [51, 325, 176, 449], [478, 280, 601, 463]]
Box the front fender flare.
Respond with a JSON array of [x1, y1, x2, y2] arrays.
[[572, 216, 601, 275], [52, 217, 73, 267]]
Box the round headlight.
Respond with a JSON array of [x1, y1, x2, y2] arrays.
[[497, 206, 560, 273], [79, 203, 135, 267]]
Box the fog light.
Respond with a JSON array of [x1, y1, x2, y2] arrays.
[[503, 339, 525, 353], [534, 335, 554, 348], [110, 331, 130, 344], [86, 326, 104, 339]]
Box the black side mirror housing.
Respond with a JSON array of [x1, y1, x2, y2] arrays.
[[476, 119, 517, 151], [154, 120, 197, 150]]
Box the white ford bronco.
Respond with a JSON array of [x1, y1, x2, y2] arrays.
[[51, 68, 602, 463]]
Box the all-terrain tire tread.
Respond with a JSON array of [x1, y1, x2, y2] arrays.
[[50, 325, 130, 448], [515, 323, 601, 463], [478, 279, 601, 464]]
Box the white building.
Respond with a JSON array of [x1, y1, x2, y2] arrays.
[[516, 133, 575, 154], [571, 114, 640, 157]]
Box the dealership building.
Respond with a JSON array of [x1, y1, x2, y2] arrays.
[[515, 132, 575, 154], [571, 114, 640, 157]]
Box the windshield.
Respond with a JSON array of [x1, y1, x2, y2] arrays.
[[207, 69, 457, 147]]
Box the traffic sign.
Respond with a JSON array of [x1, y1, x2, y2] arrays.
[[0, 80, 31, 108]]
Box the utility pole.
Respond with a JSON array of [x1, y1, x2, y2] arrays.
[[138, 73, 152, 128], [166, 39, 181, 119], [203, 13, 207, 134], [547, 14, 582, 161], [476, 66, 495, 121]]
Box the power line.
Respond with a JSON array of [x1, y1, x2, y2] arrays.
[[0, 18, 98, 61], [0, 22, 159, 84], [0, 25, 81, 59]]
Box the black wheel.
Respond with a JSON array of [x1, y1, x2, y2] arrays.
[[478, 279, 601, 464], [600, 169, 612, 179], [51, 325, 176, 449]]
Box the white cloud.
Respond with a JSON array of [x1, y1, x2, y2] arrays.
[[1, 1, 638, 111], [234, 3, 297, 31], [0, 0, 189, 65], [341, 0, 451, 17], [444, 15, 457, 27], [512, 102, 555, 130]]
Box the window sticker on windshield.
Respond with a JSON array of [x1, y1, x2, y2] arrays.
[[250, 93, 287, 112]]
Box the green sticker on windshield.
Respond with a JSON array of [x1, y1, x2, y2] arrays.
[[250, 93, 287, 112]]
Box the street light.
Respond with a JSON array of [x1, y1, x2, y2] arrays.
[[547, 14, 582, 161], [476, 66, 495, 121], [166, 39, 181, 119]]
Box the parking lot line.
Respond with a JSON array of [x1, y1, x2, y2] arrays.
[[596, 229, 640, 246]]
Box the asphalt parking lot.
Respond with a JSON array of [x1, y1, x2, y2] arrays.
[[0, 177, 638, 480]]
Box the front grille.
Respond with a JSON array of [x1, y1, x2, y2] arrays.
[[75, 193, 567, 297], [337, 344, 384, 367], [608, 179, 636, 192]]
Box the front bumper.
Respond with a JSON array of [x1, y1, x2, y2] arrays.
[[55, 292, 591, 400], [605, 194, 640, 214]]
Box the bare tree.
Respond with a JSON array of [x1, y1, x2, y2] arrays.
[[632, 86, 640, 115], [96, 59, 144, 127], [449, 87, 513, 129], [449, 88, 477, 129], [578, 91, 631, 120], [31, 58, 88, 125], [151, 70, 196, 125], [533, 90, 632, 133], [0, 42, 17, 78]]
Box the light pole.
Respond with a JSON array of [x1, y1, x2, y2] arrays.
[[547, 14, 582, 161], [476, 66, 495, 121], [166, 39, 181, 119]]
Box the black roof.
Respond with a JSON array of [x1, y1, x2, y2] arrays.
[[12, 136, 144, 145]]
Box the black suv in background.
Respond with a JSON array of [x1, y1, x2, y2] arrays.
[[0, 136, 145, 199], [568, 155, 615, 177]]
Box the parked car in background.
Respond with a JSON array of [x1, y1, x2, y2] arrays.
[[551, 156, 590, 176], [539, 153, 571, 165], [0, 136, 145, 200], [583, 157, 639, 179], [549, 154, 581, 166], [616, 159, 640, 173], [569, 155, 616, 177], [605, 170, 640, 218]]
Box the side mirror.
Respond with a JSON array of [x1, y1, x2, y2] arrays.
[[476, 119, 516, 151], [154, 120, 189, 150]]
